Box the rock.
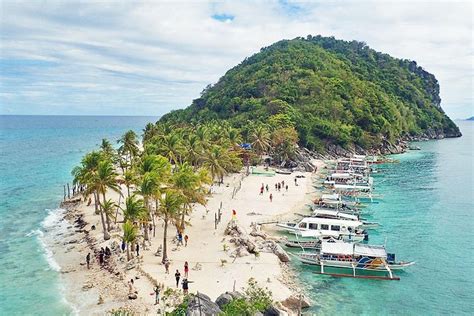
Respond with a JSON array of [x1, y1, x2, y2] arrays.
[[82, 282, 94, 291], [128, 293, 137, 300], [97, 295, 104, 305], [187, 292, 221, 316], [272, 243, 290, 263], [264, 305, 286, 316], [227, 291, 243, 300], [125, 260, 137, 270], [281, 295, 311, 311], [215, 293, 233, 309], [192, 262, 202, 271], [231, 246, 250, 258]]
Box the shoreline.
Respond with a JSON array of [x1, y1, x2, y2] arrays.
[[45, 160, 325, 314]]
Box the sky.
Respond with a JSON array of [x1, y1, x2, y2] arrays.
[[0, 0, 472, 119]]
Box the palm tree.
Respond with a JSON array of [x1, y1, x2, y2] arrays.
[[156, 133, 183, 164], [143, 122, 156, 143], [139, 172, 160, 237], [71, 151, 102, 214], [122, 221, 139, 261], [94, 159, 121, 240], [122, 169, 137, 197], [172, 163, 210, 230], [250, 125, 271, 155], [100, 138, 115, 159], [202, 145, 231, 184], [156, 190, 183, 263], [122, 195, 149, 243], [100, 199, 117, 232], [118, 130, 139, 170]]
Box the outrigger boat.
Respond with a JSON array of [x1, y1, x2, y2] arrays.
[[310, 208, 379, 229], [285, 235, 343, 250], [276, 217, 369, 242], [298, 241, 415, 280]]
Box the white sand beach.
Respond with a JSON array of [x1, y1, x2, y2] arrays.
[[49, 160, 325, 315]]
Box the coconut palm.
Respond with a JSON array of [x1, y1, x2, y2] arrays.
[[100, 199, 117, 231], [122, 169, 137, 197], [122, 221, 139, 261], [122, 195, 150, 242], [172, 163, 211, 230], [138, 172, 160, 237], [156, 133, 184, 164], [118, 130, 139, 169], [100, 138, 115, 159], [143, 122, 156, 143], [94, 159, 121, 240], [156, 190, 183, 263], [202, 145, 231, 184], [71, 151, 102, 214], [250, 125, 271, 155]]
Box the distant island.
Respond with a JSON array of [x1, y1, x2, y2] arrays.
[[466, 116, 474, 121], [160, 35, 461, 155]]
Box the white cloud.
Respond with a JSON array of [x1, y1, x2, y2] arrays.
[[0, 0, 472, 118]]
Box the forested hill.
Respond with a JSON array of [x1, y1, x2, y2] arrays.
[[160, 35, 461, 152]]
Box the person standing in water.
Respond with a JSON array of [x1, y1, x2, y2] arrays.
[[86, 253, 91, 269], [175, 270, 181, 288]]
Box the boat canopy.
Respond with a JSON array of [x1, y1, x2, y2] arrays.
[[354, 244, 387, 258], [321, 194, 340, 200], [321, 242, 387, 258], [331, 173, 352, 179]]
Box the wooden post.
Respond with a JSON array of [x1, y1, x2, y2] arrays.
[[63, 185, 66, 201], [67, 183, 70, 199], [215, 213, 217, 229]]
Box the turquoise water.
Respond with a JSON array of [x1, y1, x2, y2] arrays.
[[0, 115, 157, 315], [295, 121, 474, 315], [0, 116, 472, 315]]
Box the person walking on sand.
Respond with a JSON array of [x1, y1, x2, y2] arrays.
[[260, 186, 264, 195], [184, 261, 189, 278], [86, 253, 91, 269], [182, 278, 192, 295], [269, 193, 273, 202], [136, 243, 140, 257], [232, 209, 237, 221], [178, 232, 183, 246], [121, 240, 126, 253], [153, 284, 161, 305], [265, 184, 269, 192], [164, 259, 170, 274], [184, 234, 189, 247], [285, 185, 288, 192], [175, 270, 181, 288], [98, 250, 104, 266]]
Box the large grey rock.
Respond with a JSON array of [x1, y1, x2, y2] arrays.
[[187, 292, 222, 316], [215, 293, 233, 309], [281, 295, 311, 311], [272, 243, 290, 263]]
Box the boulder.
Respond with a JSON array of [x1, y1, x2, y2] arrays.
[[281, 295, 311, 311], [264, 305, 288, 316], [272, 243, 290, 263], [215, 293, 234, 309], [187, 292, 222, 316], [231, 246, 250, 258]]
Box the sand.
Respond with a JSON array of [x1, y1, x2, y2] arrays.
[[50, 160, 325, 315]]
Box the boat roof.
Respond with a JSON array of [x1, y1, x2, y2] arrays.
[[331, 173, 352, 178], [301, 217, 362, 226], [312, 209, 358, 221], [321, 193, 339, 200], [320, 242, 387, 258]]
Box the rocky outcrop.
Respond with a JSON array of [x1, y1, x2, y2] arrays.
[[225, 221, 257, 254], [281, 295, 311, 311], [186, 292, 221, 316]]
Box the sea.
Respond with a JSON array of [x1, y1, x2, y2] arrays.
[[0, 115, 472, 315]]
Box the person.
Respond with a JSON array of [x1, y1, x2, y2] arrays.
[[105, 246, 111, 257], [182, 278, 189, 295], [98, 250, 104, 266], [178, 232, 183, 246], [121, 240, 126, 253], [282, 180, 285, 186], [184, 261, 189, 278], [269, 193, 273, 202], [260, 186, 264, 195], [164, 259, 170, 274], [294, 178, 297, 186], [274, 183, 277, 190], [175, 270, 181, 288], [285, 185, 288, 192], [232, 209, 237, 221], [86, 252, 91, 269], [136, 243, 140, 257], [184, 235, 189, 247], [153, 285, 160, 305], [265, 184, 269, 192], [277, 183, 281, 191]]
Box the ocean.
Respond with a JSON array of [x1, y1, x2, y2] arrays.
[[0, 116, 472, 315], [296, 120, 474, 315], [0, 115, 158, 315]]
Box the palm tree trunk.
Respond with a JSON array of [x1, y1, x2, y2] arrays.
[[162, 218, 168, 264], [152, 199, 157, 237], [102, 192, 112, 232], [126, 243, 131, 261], [94, 191, 99, 214], [99, 205, 110, 240], [126, 185, 130, 198]]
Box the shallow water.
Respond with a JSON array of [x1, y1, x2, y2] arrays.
[[295, 121, 474, 315], [0, 115, 157, 315]]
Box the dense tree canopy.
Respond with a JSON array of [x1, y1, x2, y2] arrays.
[[160, 35, 460, 151]]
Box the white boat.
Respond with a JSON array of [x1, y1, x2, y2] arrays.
[[311, 208, 379, 229], [277, 217, 368, 242], [298, 241, 415, 279]]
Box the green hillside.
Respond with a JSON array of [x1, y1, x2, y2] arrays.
[[160, 35, 460, 151]]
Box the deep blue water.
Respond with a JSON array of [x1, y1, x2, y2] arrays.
[[296, 121, 474, 315], [0, 115, 158, 315]]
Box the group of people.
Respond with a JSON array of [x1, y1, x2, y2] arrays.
[[259, 180, 291, 202], [86, 246, 113, 269], [176, 231, 189, 247]]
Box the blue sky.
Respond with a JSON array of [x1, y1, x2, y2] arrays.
[[0, 0, 472, 119]]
